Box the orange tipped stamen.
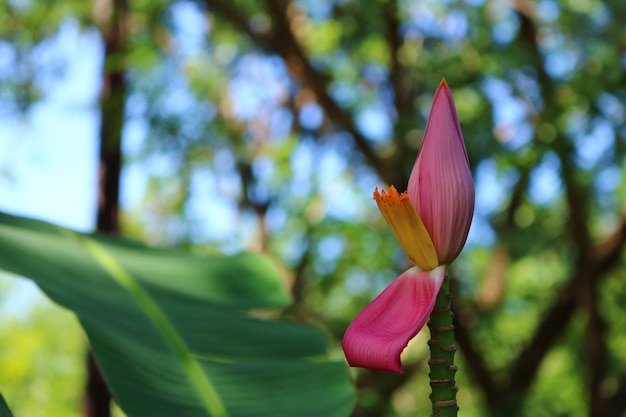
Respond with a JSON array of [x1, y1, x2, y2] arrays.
[[373, 186, 439, 270]]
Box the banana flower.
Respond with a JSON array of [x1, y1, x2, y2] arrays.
[[342, 80, 474, 373]]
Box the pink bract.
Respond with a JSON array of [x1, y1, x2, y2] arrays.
[[342, 266, 445, 373]]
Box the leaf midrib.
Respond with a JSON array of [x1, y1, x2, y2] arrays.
[[80, 234, 228, 417]]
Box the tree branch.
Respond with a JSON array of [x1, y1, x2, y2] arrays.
[[383, 0, 417, 167], [600, 377, 626, 417], [264, 0, 398, 183], [88, 0, 129, 415], [492, 6, 600, 412], [502, 216, 626, 411], [586, 282, 608, 417], [451, 300, 499, 407], [202, 0, 399, 185], [384, 0, 415, 118]]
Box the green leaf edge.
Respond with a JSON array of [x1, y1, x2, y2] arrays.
[[0, 392, 13, 417]]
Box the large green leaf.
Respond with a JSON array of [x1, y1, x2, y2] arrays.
[[0, 213, 354, 417]]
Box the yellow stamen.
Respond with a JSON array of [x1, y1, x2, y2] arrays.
[[373, 186, 439, 271]]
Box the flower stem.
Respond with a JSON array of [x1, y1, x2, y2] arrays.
[[427, 276, 458, 417]]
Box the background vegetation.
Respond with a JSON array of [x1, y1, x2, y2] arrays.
[[1, 0, 626, 416]]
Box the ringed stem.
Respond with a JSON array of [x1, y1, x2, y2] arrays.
[[427, 276, 458, 417]]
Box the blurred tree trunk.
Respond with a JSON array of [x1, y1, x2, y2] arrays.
[[86, 0, 128, 416]]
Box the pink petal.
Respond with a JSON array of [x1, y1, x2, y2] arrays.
[[342, 266, 446, 373], [408, 80, 475, 264]]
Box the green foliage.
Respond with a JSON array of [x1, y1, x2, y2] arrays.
[[0, 280, 85, 417], [0, 213, 354, 417]]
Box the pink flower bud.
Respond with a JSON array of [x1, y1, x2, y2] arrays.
[[408, 80, 475, 264]]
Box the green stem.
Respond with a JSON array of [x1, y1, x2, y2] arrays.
[[427, 276, 458, 417]]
